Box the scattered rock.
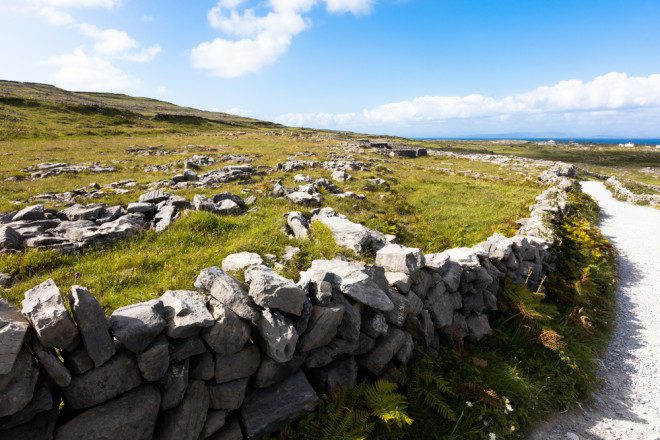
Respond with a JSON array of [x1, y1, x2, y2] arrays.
[[222, 252, 263, 272]]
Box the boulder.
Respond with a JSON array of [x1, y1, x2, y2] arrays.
[[21, 279, 79, 351], [357, 328, 407, 375], [127, 202, 157, 214], [55, 384, 161, 440], [0, 298, 29, 374], [298, 306, 345, 352], [197, 267, 261, 322], [0, 226, 21, 251], [68, 285, 115, 367], [375, 244, 425, 274], [137, 336, 170, 381], [13, 205, 45, 222], [169, 335, 206, 363], [154, 204, 176, 232], [252, 353, 306, 388], [245, 265, 306, 316], [109, 299, 167, 352], [0, 348, 39, 417], [286, 191, 323, 206], [199, 410, 228, 439], [31, 340, 71, 387], [361, 310, 388, 339], [155, 380, 209, 440], [208, 377, 249, 410], [311, 208, 387, 252], [221, 252, 263, 272], [241, 371, 318, 440], [95, 205, 125, 224], [286, 211, 309, 239], [215, 344, 260, 383], [201, 301, 251, 355], [62, 204, 106, 221], [0, 383, 52, 431], [160, 290, 215, 338], [331, 170, 351, 182], [256, 309, 299, 363], [160, 360, 189, 411], [62, 352, 143, 409]]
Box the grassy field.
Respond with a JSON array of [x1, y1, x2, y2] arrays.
[[0, 82, 542, 310]]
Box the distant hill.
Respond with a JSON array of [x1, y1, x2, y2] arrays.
[[0, 80, 282, 140]]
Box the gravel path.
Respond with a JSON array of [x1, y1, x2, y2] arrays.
[[530, 181, 660, 440]]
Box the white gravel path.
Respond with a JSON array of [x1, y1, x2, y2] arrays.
[[530, 181, 660, 440]]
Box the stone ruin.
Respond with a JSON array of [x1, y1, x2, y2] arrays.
[[0, 167, 576, 439]]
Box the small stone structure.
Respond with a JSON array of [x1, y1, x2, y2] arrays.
[[0, 167, 576, 439]]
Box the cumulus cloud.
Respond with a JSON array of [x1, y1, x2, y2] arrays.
[[49, 47, 134, 91], [275, 72, 660, 131], [192, 0, 373, 77]]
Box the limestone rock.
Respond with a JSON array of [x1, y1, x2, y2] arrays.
[[63, 345, 94, 375], [169, 335, 206, 363], [376, 244, 425, 274], [63, 352, 142, 409], [245, 265, 306, 316], [222, 252, 263, 272], [311, 208, 387, 253], [137, 336, 170, 381], [0, 383, 52, 431], [62, 204, 106, 221], [0, 298, 29, 374], [286, 191, 323, 206], [160, 360, 189, 411], [156, 380, 209, 440], [190, 351, 215, 380], [384, 271, 413, 293], [215, 344, 260, 383], [466, 314, 493, 342], [0, 272, 11, 288], [55, 384, 161, 440], [307, 356, 358, 394], [241, 371, 318, 440], [298, 306, 345, 352], [0, 348, 39, 418], [68, 285, 115, 367], [252, 353, 306, 388], [199, 410, 228, 439], [21, 279, 79, 351], [13, 204, 45, 222], [197, 267, 261, 322], [160, 290, 214, 338], [127, 202, 157, 214], [109, 299, 167, 352], [139, 189, 171, 204], [357, 328, 407, 375], [208, 377, 249, 410], [286, 211, 309, 239], [202, 301, 251, 355], [0, 226, 21, 251], [207, 414, 243, 440], [31, 340, 71, 387], [257, 309, 299, 363]]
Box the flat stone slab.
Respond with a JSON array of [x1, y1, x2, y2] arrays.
[[109, 300, 167, 352], [241, 371, 318, 440], [376, 244, 425, 274], [0, 298, 29, 374], [155, 380, 209, 440], [160, 290, 215, 338], [196, 267, 260, 322], [245, 265, 306, 316], [0, 348, 39, 418], [222, 252, 263, 272], [55, 384, 161, 440], [69, 285, 115, 367]]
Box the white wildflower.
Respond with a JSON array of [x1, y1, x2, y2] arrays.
[[489, 433, 497, 440], [466, 401, 473, 407]]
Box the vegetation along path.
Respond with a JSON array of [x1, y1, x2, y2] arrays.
[[532, 181, 660, 440]]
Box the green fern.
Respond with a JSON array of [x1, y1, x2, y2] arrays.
[[398, 357, 457, 422]]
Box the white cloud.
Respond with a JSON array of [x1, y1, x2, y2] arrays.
[[28, 0, 119, 8], [49, 47, 134, 91], [78, 23, 138, 54], [192, 0, 373, 78], [33, 6, 75, 25], [275, 72, 660, 131], [224, 107, 251, 116], [122, 45, 161, 63]]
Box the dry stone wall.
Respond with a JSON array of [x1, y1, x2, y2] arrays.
[[0, 167, 577, 440]]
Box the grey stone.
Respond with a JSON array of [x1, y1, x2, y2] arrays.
[[68, 285, 115, 367], [62, 203, 106, 221], [63, 352, 142, 409], [154, 204, 176, 232], [13, 204, 45, 222], [137, 336, 170, 381], [307, 356, 358, 394], [304, 338, 358, 368], [156, 380, 209, 440], [32, 340, 71, 387], [256, 309, 298, 363], [95, 205, 124, 224], [199, 410, 228, 439], [63, 344, 94, 375], [55, 384, 160, 440], [384, 287, 409, 327], [355, 333, 376, 355], [333, 292, 362, 343], [0, 383, 52, 431], [190, 351, 215, 380], [160, 360, 189, 411], [160, 290, 215, 338], [0, 226, 21, 250], [109, 299, 167, 352], [170, 335, 206, 363], [395, 331, 414, 364], [208, 377, 249, 410], [0, 298, 29, 374], [215, 344, 260, 383], [199, 267, 261, 322], [245, 265, 306, 316], [357, 328, 407, 375], [139, 189, 171, 204], [21, 279, 79, 351], [361, 309, 388, 339], [127, 202, 157, 214], [0, 348, 39, 417], [252, 353, 306, 388], [466, 314, 493, 342], [0, 405, 58, 440], [297, 305, 345, 353], [0, 272, 11, 287], [241, 371, 318, 440], [286, 211, 309, 239], [425, 286, 461, 329], [311, 208, 386, 252], [442, 261, 463, 292], [206, 415, 243, 440], [286, 191, 323, 206], [376, 244, 425, 274], [201, 301, 251, 355], [384, 271, 413, 293]]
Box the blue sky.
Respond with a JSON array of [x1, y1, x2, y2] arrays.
[[1, 0, 660, 137]]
